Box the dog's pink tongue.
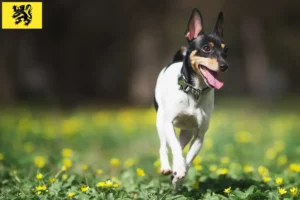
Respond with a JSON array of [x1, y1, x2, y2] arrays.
[[205, 70, 224, 90]]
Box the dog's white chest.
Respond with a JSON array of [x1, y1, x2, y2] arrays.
[[172, 100, 210, 130]]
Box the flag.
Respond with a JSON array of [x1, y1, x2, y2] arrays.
[[2, 2, 42, 29]]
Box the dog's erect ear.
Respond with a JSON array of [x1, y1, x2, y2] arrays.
[[185, 8, 203, 41], [213, 11, 224, 37]]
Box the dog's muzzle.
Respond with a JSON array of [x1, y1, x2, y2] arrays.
[[220, 64, 228, 72]]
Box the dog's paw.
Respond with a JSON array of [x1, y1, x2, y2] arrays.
[[171, 162, 186, 184], [160, 168, 172, 175]]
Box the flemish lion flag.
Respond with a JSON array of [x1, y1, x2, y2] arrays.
[[2, 2, 42, 29]]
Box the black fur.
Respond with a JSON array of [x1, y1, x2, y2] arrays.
[[173, 47, 187, 62]]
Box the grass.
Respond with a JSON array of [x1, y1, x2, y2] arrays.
[[0, 100, 299, 199]]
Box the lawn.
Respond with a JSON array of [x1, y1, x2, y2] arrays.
[[0, 99, 299, 199]]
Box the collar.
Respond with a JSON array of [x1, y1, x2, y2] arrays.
[[178, 73, 211, 100]]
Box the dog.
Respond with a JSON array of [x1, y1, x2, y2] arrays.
[[154, 8, 229, 189]]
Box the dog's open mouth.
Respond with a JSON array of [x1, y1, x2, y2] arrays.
[[198, 65, 224, 89]]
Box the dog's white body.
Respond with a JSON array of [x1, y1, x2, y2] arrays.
[[155, 62, 214, 186]]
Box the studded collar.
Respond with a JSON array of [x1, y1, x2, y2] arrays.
[[178, 73, 211, 100]]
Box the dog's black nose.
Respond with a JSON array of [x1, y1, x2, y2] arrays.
[[220, 64, 228, 72]]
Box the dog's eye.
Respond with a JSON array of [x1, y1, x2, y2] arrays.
[[202, 45, 211, 53]]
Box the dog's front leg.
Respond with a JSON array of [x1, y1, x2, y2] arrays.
[[156, 111, 172, 175], [185, 130, 204, 168], [164, 122, 186, 185]]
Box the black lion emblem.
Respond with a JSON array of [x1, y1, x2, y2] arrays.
[[12, 4, 32, 26]]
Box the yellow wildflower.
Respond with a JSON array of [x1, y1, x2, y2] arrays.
[[153, 160, 160, 167], [97, 181, 105, 188], [194, 164, 203, 171], [290, 187, 298, 196], [0, 153, 4, 161], [105, 180, 113, 188], [258, 166, 269, 176], [278, 187, 287, 195], [67, 192, 75, 198], [36, 185, 47, 195], [34, 156, 46, 168], [36, 173, 43, 180], [263, 176, 271, 183], [61, 118, 81, 135], [61, 165, 67, 171], [96, 169, 103, 175], [80, 185, 89, 193], [111, 177, 120, 184], [243, 165, 254, 173], [63, 158, 72, 168], [113, 183, 119, 188], [193, 156, 202, 165], [124, 159, 136, 168], [277, 155, 287, 166], [224, 187, 231, 194], [62, 174, 68, 181], [117, 110, 136, 133], [209, 165, 217, 172], [49, 177, 56, 183], [136, 168, 145, 177], [220, 157, 230, 164], [36, 185, 47, 191], [234, 131, 252, 143], [61, 148, 73, 157], [82, 164, 88, 171], [275, 177, 283, 185], [217, 168, 228, 175], [289, 163, 300, 172], [110, 158, 120, 166], [265, 148, 277, 160], [156, 167, 161, 174]]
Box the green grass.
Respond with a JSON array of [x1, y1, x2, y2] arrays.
[[0, 101, 300, 199]]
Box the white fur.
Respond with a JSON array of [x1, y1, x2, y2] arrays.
[[154, 62, 214, 188]]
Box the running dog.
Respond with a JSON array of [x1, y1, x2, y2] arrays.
[[154, 8, 229, 189]]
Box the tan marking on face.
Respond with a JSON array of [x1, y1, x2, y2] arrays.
[[221, 44, 225, 49], [209, 42, 214, 47], [189, 50, 219, 75], [189, 50, 201, 76]]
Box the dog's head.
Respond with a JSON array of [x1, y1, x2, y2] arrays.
[[185, 9, 229, 90]]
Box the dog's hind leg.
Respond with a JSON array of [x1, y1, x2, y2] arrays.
[[156, 111, 172, 175], [185, 130, 205, 168]]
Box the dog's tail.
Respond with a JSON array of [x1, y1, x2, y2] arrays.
[[172, 46, 187, 62]]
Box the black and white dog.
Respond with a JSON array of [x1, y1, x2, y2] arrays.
[[154, 8, 229, 188]]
